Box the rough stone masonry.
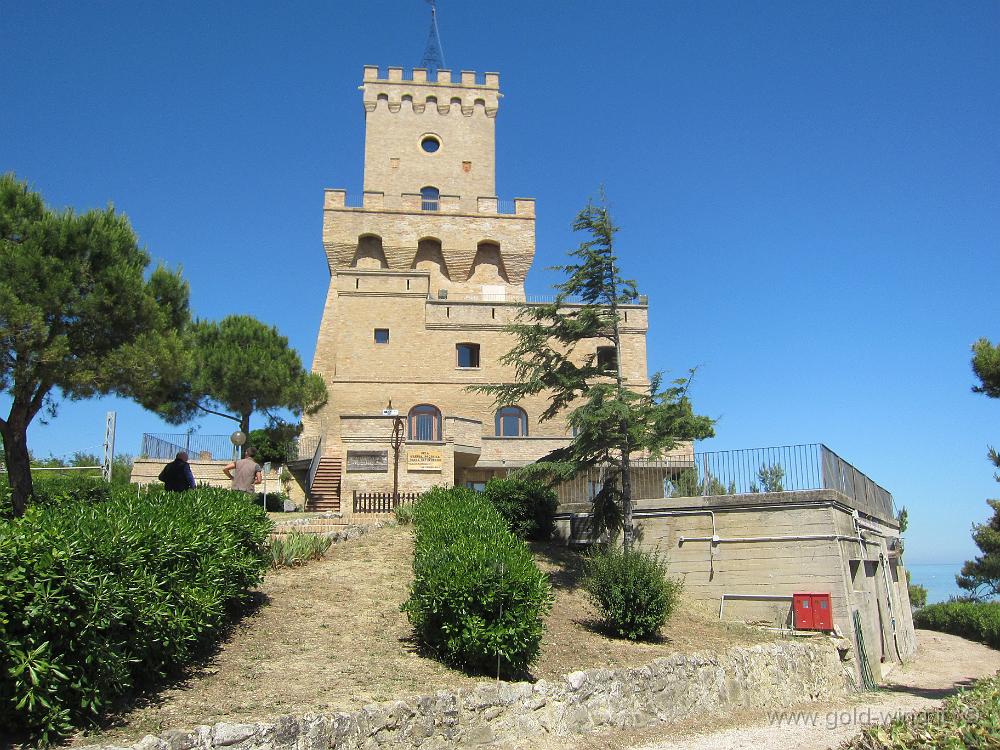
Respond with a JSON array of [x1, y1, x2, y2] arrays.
[[81, 640, 853, 750]]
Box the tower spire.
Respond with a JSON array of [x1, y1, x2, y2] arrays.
[[420, 0, 446, 75]]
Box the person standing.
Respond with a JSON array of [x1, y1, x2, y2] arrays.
[[224, 446, 262, 494], [158, 451, 196, 492]]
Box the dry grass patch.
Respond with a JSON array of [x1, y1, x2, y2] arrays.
[[73, 525, 774, 746]]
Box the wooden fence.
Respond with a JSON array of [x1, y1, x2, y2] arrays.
[[353, 491, 422, 514]]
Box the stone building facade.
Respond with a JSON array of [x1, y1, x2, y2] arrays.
[[296, 65, 665, 512]]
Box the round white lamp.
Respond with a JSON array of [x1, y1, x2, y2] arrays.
[[230, 430, 247, 459]]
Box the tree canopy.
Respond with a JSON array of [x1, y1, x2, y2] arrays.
[[0, 173, 190, 515], [473, 195, 714, 547], [157, 315, 327, 443], [956, 499, 1000, 601], [958, 337, 1000, 599]]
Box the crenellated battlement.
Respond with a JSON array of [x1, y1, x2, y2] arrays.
[[361, 66, 500, 117], [362, 66, 499, 88]]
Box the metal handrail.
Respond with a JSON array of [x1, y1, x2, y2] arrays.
[[306, 436, 325, 493]]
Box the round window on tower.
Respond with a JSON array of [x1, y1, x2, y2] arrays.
[[420, 135, 441, 153]]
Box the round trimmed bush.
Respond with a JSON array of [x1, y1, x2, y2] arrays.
[[584, 546, 681, 640]]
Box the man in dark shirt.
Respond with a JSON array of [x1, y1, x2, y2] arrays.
[[158, 451, 196, 491]]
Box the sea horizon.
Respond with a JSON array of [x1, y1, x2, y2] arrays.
[[907, 562, 968, 604]]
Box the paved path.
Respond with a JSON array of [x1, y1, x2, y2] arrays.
[[501, 629, 1000, 750], [634, 629, 999, 750]]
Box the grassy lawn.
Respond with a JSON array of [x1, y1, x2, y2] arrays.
[[72, 525, 774, 746]]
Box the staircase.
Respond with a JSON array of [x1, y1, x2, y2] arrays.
[[307, 455, 342, 512]]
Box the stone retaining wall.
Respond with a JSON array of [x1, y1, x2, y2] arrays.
[[82, 640, 852, 750]]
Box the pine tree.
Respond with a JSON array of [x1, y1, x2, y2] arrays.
[[972, 338, 1000, 479], [958, 338, 1000, 599], [956, 500, 1000, 600], [156, 315, 327, 448], [0, 173, 191, 516], [473, 195, 714, 548]]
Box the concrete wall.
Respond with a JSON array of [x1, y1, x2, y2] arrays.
[[79, 640, 852, 750], [555, 490, 917, 684]]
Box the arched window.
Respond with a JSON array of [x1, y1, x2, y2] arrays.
[[408, 404, 442, 441], [596, 346, 618, 372], [420, 185, 439, 211], [495, 406, 528, 437]]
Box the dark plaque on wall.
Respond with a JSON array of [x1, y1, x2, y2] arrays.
[[346, 450, 389, 473]]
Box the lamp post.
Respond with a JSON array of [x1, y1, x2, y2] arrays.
[[230, 430, 247, 461], [385, 399, 404, 507]]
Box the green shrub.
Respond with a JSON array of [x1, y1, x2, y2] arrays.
[[913, 601, 1000, 649], [402, 486, 552, 677], [584, 546, 682, 640], [246, 423, 299, 467], [841, 672, 1000, 749], [908, 582, 928, 608], [482, 476, 558, 541], [260, 491, 290, 512], [270, 532, 332, 567], [0, 471, 113, 512], [394, 503, 415, 525], [905, 570, 928, 608], [0, 485, 271, 742]]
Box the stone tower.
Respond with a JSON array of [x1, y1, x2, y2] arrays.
[[300, 64, 648, 514], [319, 66, 536, 301]]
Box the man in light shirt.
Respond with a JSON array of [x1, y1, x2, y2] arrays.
[[224, 446, 262, 494]]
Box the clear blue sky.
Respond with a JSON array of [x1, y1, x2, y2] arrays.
[[2, 1, 998, 564]]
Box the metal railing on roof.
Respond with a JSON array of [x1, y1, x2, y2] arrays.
[[140, 433, 327, 465], [556, 443, 895, 521], [140, 433, 235, 461]]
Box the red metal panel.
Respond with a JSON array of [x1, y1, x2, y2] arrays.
[[793, 593, 814, 630], [794, 592, 833, 631], [812, 593, 833, 630]]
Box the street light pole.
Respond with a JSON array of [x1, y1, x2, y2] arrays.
[[386, 399, 404, 507]]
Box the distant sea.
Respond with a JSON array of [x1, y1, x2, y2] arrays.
[[907, 563, 966, 604]]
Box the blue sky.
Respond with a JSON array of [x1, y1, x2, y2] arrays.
[[2, 1, 998, 564]]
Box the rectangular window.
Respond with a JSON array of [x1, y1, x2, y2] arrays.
[[596, 346, 618, 371], [500, 414, 520, 436], [457, 343, 480, 368], [465, 481, 486, 493], [374, 328, 389, 344], [413, 414, 436, 440]]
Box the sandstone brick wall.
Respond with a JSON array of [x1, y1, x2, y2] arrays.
[[360, 66, 499, 210], [307, 274, 649, 441], [322, 202, 536, 290]]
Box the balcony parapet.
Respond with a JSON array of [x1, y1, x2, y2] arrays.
[[325, 189, 535, 218]]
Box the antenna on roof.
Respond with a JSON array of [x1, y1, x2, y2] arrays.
[[420, 0, 446, 75]]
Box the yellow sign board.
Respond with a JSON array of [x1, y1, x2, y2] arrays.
[[407, 448, 443, 472]]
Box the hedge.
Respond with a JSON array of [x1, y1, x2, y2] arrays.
[[402, 487, 552, 677], [0, 471, 113, 515], [0, 485, 271, 742], [913, 601, 1000, 649], [481, 477, 558, 541]]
